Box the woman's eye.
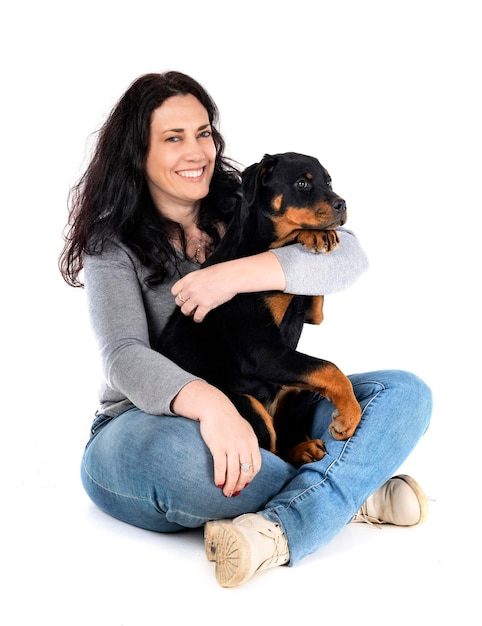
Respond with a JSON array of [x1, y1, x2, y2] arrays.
[[166, 136, 180, 143], [200, 130, 212, 138]]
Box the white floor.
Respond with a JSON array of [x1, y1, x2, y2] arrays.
[[3, 3, 481, 624], [3, 238, 480, 626], [3, 353, 478, 626]]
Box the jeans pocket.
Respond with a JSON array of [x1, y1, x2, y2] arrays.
[[89, 413, 114, 438]]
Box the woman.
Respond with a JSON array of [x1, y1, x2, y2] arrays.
[[59, 71, 432, 588]]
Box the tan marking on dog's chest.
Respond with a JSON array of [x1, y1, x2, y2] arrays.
[[264, 293, 295, 327]]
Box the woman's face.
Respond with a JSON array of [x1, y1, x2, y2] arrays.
[[145, 94, 216, 215]]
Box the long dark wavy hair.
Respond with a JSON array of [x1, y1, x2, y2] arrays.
[[59, 71, 242, 287]]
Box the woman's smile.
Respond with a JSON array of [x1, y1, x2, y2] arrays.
[[177, 166, 205, 179], [145, 94, 216, 213]]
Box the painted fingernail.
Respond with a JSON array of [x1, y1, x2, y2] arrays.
[[233, 490, 241, 497], [217, 484, 224, 488], [244, 482, 250, 488]]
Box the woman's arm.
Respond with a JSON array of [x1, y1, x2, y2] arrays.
[[172, 228, 368, 322], [85, 242, 263, 495], [171, 379, 262, 496], [84, 242, 200, 416], [171, 250, 285, 321], [273, 228, 369, 295]]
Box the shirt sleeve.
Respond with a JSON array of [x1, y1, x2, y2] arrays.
[[84, 243, 200, 416], [271, 228, 369, 295]]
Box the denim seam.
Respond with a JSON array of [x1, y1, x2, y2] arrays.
[[82, 458, 151, 503], [272, 380, 386, 514]]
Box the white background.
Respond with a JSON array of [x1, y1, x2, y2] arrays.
[[2, 1, 480, 624]]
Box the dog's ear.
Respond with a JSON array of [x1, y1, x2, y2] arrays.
[[242, 154, 278, 205], [202, 190, 249, 265]]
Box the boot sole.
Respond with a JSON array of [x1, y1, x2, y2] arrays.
[[214, 525, 252, 588], [204, 520, 232, 562]]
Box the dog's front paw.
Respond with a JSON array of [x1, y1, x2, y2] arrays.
[[296, 229, 340, 254], [284, 439, 327, 467], [329, 404, 362, 441], [320, 230, 340, 252]]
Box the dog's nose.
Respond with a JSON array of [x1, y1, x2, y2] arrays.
[[332, 199, 346, 214]]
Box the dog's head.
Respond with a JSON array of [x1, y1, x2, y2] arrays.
[[241, 152, 347, 249], [204, 152, 347, 265]]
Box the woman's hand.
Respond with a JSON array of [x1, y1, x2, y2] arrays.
[[171, 380, 262, 497], [171, 251, 286, 322], [171, 263, 238, 322], [199, 403, 262, 498]]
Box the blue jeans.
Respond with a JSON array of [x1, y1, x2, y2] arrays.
[[81, 369, 432, 564]]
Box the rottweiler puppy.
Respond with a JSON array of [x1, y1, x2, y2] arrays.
[[157, 152, 361, 466]]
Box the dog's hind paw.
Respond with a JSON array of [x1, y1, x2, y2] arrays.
[[284, 439, 327, 467]]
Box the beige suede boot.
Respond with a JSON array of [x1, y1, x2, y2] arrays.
[[352, 474, 428, 526], [212, 513, 289, 588]]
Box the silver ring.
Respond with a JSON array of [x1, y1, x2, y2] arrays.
[[240, 462, 253, 472], [177, 292, 185, 304]]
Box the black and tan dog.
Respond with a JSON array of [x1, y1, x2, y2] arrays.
[[157, 152, 361, 467]]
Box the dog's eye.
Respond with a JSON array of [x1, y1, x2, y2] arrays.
[[296, 178, 312, 191], [326, 178, 333, 188]]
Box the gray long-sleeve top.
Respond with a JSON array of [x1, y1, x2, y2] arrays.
[[84, 229, 369, 418]]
